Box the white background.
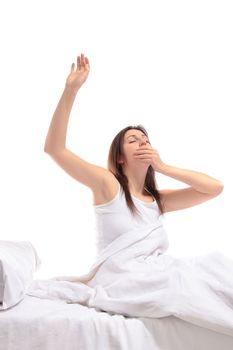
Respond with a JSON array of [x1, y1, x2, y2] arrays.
[[0, 0, 232, 278]]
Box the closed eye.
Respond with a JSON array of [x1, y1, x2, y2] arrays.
[[129, 141, 150, 144]]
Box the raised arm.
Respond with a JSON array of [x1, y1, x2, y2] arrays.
[[44, 54, 110, 192], [44, 53, 89, 152]]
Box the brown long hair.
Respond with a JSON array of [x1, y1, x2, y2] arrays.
[[107, 124, 164, 217]]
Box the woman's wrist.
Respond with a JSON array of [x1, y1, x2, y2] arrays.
[[155, 162, 170, 174], [64, 84, 80, 96]]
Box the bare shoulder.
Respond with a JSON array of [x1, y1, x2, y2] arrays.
[[45, 148, 120, 205], [93, 171, 120, 206]]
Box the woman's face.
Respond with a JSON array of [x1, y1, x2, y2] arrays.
[[120, 129, 151, 165]]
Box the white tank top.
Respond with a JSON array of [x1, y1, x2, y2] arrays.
[[93, 182, 163, 254]]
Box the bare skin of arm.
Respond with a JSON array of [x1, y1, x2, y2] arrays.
[[132, 146, 224, 213], [44, 54, 112, 193]]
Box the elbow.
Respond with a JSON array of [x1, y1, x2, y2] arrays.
[[44, 141, 55, 153], [44, 144, 55, 154], [44, 145, 65, 155], [44, 146, 51, 154]]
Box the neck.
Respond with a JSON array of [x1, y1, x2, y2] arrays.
[[123, 164, 149, 195]]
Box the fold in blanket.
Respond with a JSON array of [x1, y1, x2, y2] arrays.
[[28, 222, 233, 337]]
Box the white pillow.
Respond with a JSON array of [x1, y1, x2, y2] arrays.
[[0, 240, 41, 310]]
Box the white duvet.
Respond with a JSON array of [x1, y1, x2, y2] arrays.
[[2, 295, 233, 350], [27, 222, 233, 337]]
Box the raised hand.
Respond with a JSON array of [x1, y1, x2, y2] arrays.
[[65, 53, 90, 92]]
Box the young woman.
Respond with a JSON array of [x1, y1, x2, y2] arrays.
[[44, 53, 223, 216], [39, 53, 233, 337]]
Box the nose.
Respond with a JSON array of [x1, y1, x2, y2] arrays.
[[139, 139, 147, 146]]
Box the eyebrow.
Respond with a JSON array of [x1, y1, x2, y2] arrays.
[[126, 134, 147, 139]]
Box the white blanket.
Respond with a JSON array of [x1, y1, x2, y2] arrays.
[[2, 295, 233, 350], [27, 222, 233, 337]]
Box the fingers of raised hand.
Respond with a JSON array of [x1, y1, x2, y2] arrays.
[[76, 53, 90, 71]]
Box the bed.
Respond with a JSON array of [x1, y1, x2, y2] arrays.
[[1, 240, 233, 349], [1, 294, 233, 350]]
